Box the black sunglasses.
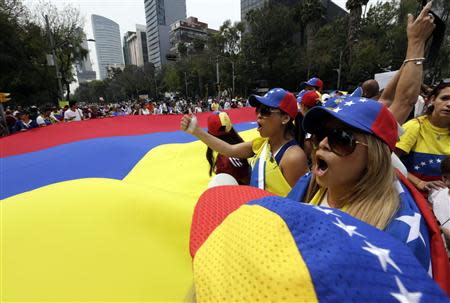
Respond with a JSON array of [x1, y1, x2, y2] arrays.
[[311, 128, 368, 157], [255, 104, 281, 117]]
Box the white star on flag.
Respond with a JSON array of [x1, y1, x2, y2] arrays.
[[314, 206, 341, 217], [359, 98, 368, 102], [391, 276, 422, 303], [333, 218, 365, 237], [437, 158, 442, 163], [414, 166, 420, 170], [396, 213, 426, 246], [420, 162, 426, 166], [333, 107, 342, 113], [429, 159, 434, 164], [362, 241, 402, 273], [344, 101, 355, 106]]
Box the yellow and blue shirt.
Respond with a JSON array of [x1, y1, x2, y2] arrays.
[[249, 137, 294, 197], [396, 116, 450, 181]]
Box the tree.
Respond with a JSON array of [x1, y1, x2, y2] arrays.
[[346, 0, 369, 60], [31, 1, 87, 101], [0, 0, 55, 106], [241, 4, 304, 90]]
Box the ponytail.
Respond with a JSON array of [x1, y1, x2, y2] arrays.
[[205, 127, 245, 176], [206, 147, 215, 176]]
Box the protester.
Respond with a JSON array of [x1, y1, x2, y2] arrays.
[[181, 88, 308, 196], [14, 111, 33, 132], [36, 108, 52, 127], [361, 79, 380, 99], [297, 90, 322, 158], [395, 80, 450, 195], [205, 112, 250, 185], [301, 77, 323, 93], [139, 103, 150, 115], [64, 101, 83, 122], [287, 97, 436, 272]]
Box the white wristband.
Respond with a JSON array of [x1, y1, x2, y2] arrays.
[[187, 116, 197, 134]]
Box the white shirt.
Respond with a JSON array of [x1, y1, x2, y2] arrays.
[[429, 188, 450, 230], [36, 115, 46, 126], [414, 95, 426, 118], [430, 188, 450, 257], [64, 108, 83, 121]]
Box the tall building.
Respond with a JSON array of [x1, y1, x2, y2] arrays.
[[123, 31, 134, 66], [241, 0, 347, 22], [91, 14, 124, 80], [76, 30, 96, 83], [144, 0, 186, 68], [123, 25, 149, 67], [169, 17, 217, 55]]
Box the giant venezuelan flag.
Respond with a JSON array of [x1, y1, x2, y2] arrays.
[[0, 108, 258, 302]]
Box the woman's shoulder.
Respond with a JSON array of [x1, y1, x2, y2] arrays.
[[401, 116, 426, 135], [282, 145, 307, 164]]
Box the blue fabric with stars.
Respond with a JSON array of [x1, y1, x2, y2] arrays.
[[247, 196, 448, 302], [288, 173, 432, 273], [401, 151, 446, 178]]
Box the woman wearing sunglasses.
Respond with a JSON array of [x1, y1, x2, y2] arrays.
[[287, 96, 440, 273], [395, 80, 450, 196], [181, 88, 308, 197]]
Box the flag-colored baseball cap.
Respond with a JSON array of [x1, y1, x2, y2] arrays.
[[301, 77, 324, 91], [207, 112, 232, 136], [190, 186, 448, 302], [303, 96, 398, 151], [249, 88, 298, 120]]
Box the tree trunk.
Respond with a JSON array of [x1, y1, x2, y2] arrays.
[[347, 6, 362, 65]]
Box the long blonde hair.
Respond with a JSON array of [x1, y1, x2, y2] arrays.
[[305, 134, 399, 230]]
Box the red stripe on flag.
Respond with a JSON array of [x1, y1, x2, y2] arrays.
[[0, 107, 256, 158], [396, 170, 450, 296]]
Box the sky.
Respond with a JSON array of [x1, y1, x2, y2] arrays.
[[23, 0, 384, 83]]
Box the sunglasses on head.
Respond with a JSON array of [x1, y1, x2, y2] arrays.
[[311, 128, 368, 157], [255, 104, 281, 117]]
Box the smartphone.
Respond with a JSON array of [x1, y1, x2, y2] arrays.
[[418, 0, 447, 73], [421, 0, 447, 16]]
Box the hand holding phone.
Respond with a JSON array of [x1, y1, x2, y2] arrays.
[[407, 1, 435, 44]]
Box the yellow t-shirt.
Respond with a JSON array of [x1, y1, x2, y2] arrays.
[[250, 138, 292, 197], [396, 116, 450, 181]]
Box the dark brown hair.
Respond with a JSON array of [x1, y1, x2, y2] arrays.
[[441, 156, 450, 176], [206, 128, 245, 176]]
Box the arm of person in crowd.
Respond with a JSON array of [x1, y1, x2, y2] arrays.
[[407, 171, 446, 191], [441, 227, 450, 248], [180, 115, 254, 159], [379, 65, 404, 107], [388, 1, 435, 125]]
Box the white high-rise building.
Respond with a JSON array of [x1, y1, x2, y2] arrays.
[[91, 15, 124, 80], [144, 0, 186, 68]]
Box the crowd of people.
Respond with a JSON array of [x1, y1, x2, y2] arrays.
[[181, 3, 450, 299], [1, 97, 248, 135]]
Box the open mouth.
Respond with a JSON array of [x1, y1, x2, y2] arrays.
[[314, 155, 328, 177], [257, 122, 262, 131]]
